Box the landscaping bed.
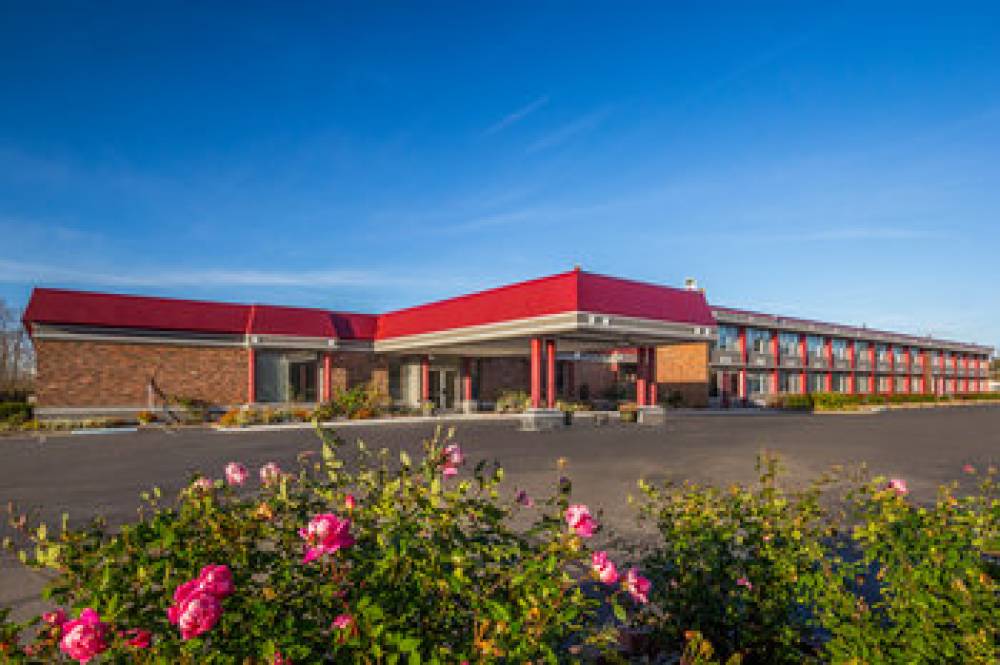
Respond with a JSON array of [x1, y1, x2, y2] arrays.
[[1, 425, 997, 663]]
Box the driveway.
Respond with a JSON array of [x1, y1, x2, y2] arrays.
[[2, 406, 998, 620]]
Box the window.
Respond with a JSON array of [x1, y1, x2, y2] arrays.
[[807, 335, 825, 359], [747, 328, 771, 353], [895, 376, 908, 392], [808, 373, 826, 393], [745, 371, 771, 395], [894, 346, 908, 365], [856, 375, 870, 393], [779, 332, 800, 357], [832, 339, 848, 360], [911, 376, 923, 392], [876, 344, 889, 363], [718, 325, 740, 351], [255, 351, 319, 403], [831, 373, 848, 392], [779, 371, 800, 393]]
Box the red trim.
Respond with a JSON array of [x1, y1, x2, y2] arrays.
[[636, 345, 647, 407], [323, 353, 332, 402], [461, 357, 473, 402], [530, 338, 542, 409], [247, 349, 256, 404], [420, 356, 430, 403], [647, 347, 658, 406]]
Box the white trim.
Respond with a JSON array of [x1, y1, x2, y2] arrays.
[[374, 310, 714, 352]]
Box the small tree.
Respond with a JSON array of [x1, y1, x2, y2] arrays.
[[0, 299, 34, 400]]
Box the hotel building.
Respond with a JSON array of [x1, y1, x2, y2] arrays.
[[22, 269, 993, 419]]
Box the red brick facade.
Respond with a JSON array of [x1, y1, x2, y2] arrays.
[[657, 342, 710, 407], [35, 340, 249, 408]]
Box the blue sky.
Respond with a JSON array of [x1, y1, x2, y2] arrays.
[[1, 2, 998, 348]]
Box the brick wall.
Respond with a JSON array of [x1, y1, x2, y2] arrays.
[[657, 342, 710, 407], [35, 340, 249, 408], [478, 357, 530, 401], [327, 352, 389, 396], [572, 360, 618, 401]]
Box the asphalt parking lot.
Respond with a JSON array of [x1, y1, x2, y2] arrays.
[[2, 405, 998, 619]]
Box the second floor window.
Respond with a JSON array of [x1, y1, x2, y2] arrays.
[[807, 335, 825, 359], [877, 344, 889, 362], [747, 328, 771, 353], [832, 339, 848, 360], [718, 325, 740, 351], [779, 332, 800, 357]]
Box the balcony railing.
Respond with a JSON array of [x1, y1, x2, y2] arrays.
[[876, 360, 892, 372], [779, 355, 804, 369], [747, 351, 775, 368], [832, 358, 851, 371], [855, 359, 873, 371], [808, 356, 830, 369], [894, 363, 908, 374], [946, 366, 956, 376], [711, 348, 742, 366]]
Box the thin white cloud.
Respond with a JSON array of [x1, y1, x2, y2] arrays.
[[483, 95, 550, 135], [0, 259, 400, 289], [525, 108, 610, 154]]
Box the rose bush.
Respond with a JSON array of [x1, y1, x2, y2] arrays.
[[2, 426, 637, 663], [633, 457, 999, 664]]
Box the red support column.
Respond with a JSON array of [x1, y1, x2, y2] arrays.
[[824, 337, 832, 392], [647, 347, 658, 406], [770, 332, 779, 395], [247, 348, 256, 404], [799, 334, 807, 394], [545, 339, 557, 409], [323, 353, 332, 402], [420, 355, 430, 403], [636, 346, 647, 406], [738, 328, 747, 401], [530, 338, 542, 409], [461, 357, 473, 402]]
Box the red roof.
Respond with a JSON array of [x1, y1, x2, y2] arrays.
[[376, 269, 715, 339], [22, 271, 715, 342], [23, 288, 377, 340]]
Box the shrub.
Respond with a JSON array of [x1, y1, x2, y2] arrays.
[[136, 410, 157, 425], [635, 456, 834, 663], [170, 396, 213, 424], [3, 427, 642, 662], [494, 389, 529, 413], [314, 383, 387, 421], [634, 458, 1000, 664], [0, 401, 31, 422], [619, 402, 638, 422]]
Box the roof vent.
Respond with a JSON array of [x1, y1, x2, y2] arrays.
[[684, 277, 698, 291]]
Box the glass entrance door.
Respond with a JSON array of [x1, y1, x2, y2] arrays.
[[428, 369, 457, 410]]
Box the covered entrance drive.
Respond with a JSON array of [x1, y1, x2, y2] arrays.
[[375, 269, 717, 427]]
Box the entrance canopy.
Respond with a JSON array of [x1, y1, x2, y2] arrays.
[[375, 269, 716, 355]]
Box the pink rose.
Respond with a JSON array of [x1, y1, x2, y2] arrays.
[[888, 478, 908, 496], [175, 592, 222, 640], [225, 462, 248, 486], [43, 608, 67, 626], [260, 462, 282, 486], [345, 494, 356, 511], [59, 608, 109, 663], [591, 551, 619, 585], [963, 464, 976, 475], [196, 564, 234, 598], [442, 444, 464, 477], [565, 504, 597, 538], [299, 513, 355, 563], [625, 568, 651, 604], [123, 628, 151, 648], [736, 576, 753, 591], [191, 477, 214, 492], [331, 614, 354, 630], [273, 652, 293, 664], [515, 489, 534, 507]]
